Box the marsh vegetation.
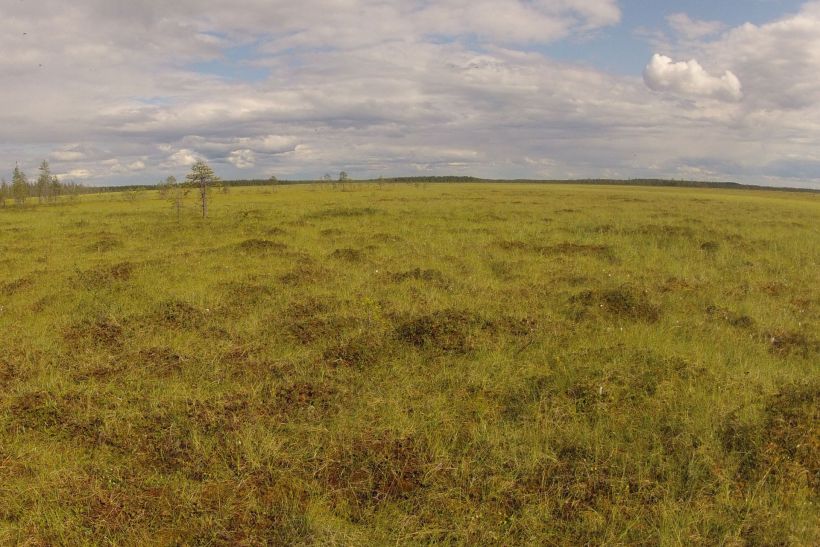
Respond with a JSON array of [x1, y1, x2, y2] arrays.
[[0, 183, 817, 544]]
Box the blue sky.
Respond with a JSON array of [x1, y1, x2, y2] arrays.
[[2, 0, 819, 187]]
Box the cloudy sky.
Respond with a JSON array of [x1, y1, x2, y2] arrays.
[[3, 0, 820, 188]]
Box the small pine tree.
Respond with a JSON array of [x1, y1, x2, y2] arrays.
[[12, 165, 29, 205], [0, 178, 8, 207], [164, 176, 189, 221], [36, 160, 52, 203], [158, 175, 174, 199], [50, 175, 61, 200], [185, 161, 218, 218]]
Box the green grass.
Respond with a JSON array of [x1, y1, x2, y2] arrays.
[[1, 183, 818, 545]]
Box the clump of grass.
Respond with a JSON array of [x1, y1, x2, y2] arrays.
[[763, 329, 819, 358], [235, 238, 287, 253], [569, 286, 661, 322], [63, 315, 125, 351], [151, 299, 207, 329], [329, 247, 364, 261], [85, 233, 122, 252], [322, 333, 384, 368], [76, 261, 134, 288], [283, 296, 354, 344], [319, 431, 430, 518], [495, 240, 615, 261], [389, 267, 450, 287], [308, 206, 378, 219], [706, 304, 756, 329], [1, 276, 35, 295], [395, 309, 488, 354]]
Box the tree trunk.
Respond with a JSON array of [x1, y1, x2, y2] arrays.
[[201, 180, 207, 218]]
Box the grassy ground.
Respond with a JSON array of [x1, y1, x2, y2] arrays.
[[0, 183, 817, 545]]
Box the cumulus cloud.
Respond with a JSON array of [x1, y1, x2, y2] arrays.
[[643, 54, 742, 102]]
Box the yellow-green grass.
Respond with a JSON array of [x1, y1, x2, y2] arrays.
[[0, 183, 817, 545]]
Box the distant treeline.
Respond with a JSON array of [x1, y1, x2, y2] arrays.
[[0, 161, 89, 207], [9, 173, 816, 196], [209, 176, 818, 193]]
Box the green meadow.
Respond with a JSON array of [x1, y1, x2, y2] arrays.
[[0, 183, 817, 544]]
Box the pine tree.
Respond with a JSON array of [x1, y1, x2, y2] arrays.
[[50, 175, 62, 199], [185, 161, 219, 218], [0, 178, 8, 207], [36, 160, 52, 203], [12, 165, 29, 205]]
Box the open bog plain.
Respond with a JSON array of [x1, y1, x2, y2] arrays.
[[0, 183, 817, 544]]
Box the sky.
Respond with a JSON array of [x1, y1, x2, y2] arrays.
[[2, 0, 819, 188]]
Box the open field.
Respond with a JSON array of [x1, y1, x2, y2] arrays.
[[0, 183, 818, 544]]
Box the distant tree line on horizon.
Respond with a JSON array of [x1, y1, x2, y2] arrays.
[[4, 162, 816, 201], [0, 160, 88, 207]]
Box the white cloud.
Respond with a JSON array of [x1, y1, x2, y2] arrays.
[[163, 149, 201, 168], [666, 13, 725, 40], [51, 150, 86, 162], [64, 169, 92, 180], [643, 54, 742, 102], [1, 1, 819, 188], [228, 149, 255, 168]]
